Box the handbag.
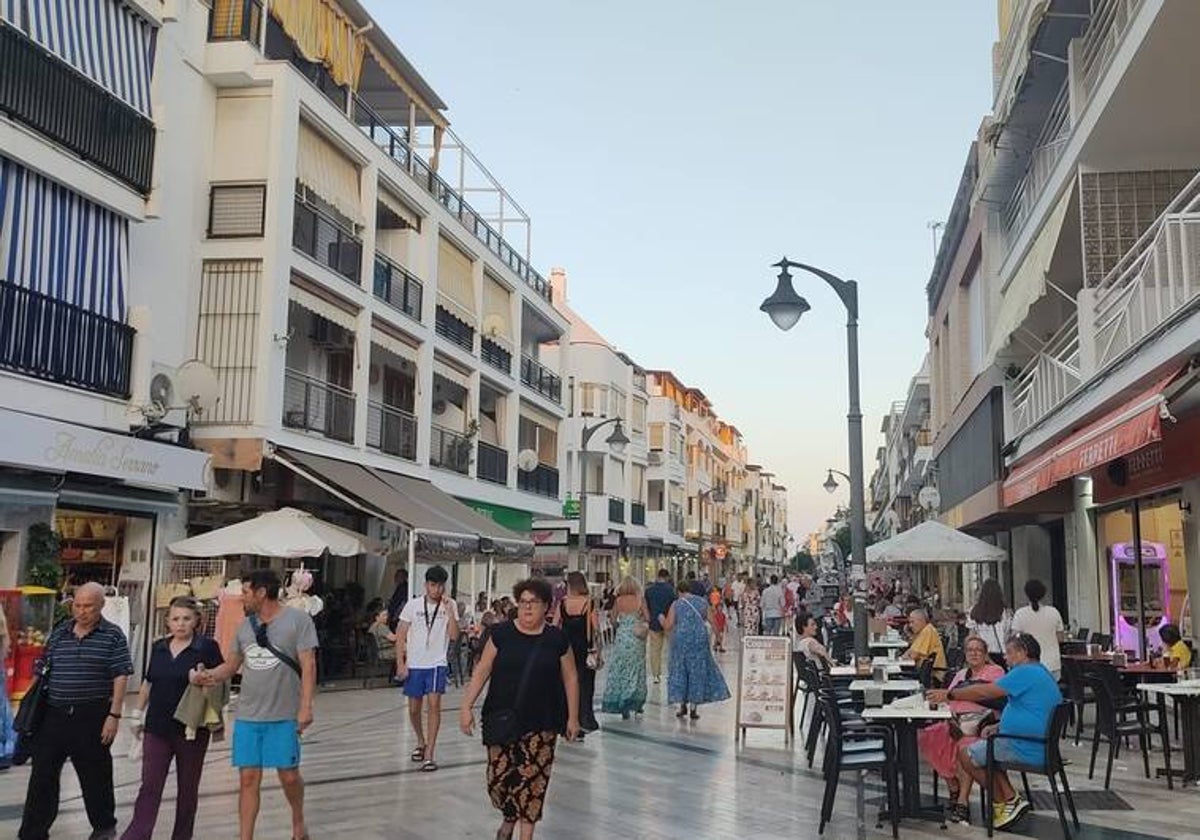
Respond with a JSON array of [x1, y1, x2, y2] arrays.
[[14, 658, 50, 738], [632, 617, 650, 640], [481, 634, 545, 747]]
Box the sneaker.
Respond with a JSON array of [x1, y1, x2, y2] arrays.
[[946, 803, 970, 825], [992, 796, 1030, 830]]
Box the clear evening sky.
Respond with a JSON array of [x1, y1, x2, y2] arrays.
[[365, 1, 998, 543]]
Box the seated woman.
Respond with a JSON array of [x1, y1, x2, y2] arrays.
[[916, 635, 1004, 824], [793, 612, 833, 665], [1161, 623, 1192, 670], [368, 607, 396, 662]]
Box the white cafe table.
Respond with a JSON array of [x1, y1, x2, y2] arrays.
[[1139, 681, 1200, 786], [869, 638, 909, 650], [829, 663, 902, 677], [849, 679, 922, 694], [862, 702, 952, 824]]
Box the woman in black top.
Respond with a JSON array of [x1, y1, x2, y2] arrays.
[[461, 578, 580, 840], [121, 597, 223, 840], [555, 571, 600, 733]]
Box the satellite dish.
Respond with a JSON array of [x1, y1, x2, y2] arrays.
[[481, 314, 507, 338], [176, 360, 220, 418], [516, 449, 539, 473], [918, 485, 941, 512]]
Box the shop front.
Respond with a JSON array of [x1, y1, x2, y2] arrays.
[[0, 406, 210, 682]]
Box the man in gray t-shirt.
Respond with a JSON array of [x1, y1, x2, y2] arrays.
[[194, 569, 317, 840]]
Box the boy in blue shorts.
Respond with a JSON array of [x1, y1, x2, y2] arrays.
[[396, 565, 459, 771]]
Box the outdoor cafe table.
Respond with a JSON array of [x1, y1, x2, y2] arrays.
[[1138, 682, 1200, 786], [849, 679, 923, 694], [829, 661, 910, 678], [862, 702, 952, 825], [869, 638, 909, 653]]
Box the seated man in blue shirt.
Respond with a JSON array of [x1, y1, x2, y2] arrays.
[[926, 632, 1061, 829]]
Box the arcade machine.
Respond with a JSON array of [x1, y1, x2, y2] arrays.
[[1109, 541, 1170, 653]]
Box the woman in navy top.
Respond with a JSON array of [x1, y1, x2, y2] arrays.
[[121, 596, 223, 840]]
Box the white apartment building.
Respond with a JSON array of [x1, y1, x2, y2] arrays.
[[928, 0, 1200, 642], [868, 357, 933, 539]]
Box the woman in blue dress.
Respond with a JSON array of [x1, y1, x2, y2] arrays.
[[660, 580, 730, 720], [601, 578, 648, 719]]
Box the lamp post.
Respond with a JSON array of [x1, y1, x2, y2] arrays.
[[822, 469, 853, 586], [761, 258, 869, 658], [694, 485, 727, 580], [576, 418, 630, 578]]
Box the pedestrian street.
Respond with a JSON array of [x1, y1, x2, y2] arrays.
[[1, 635, 1197, 840]]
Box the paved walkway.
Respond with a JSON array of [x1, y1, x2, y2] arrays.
[[1, 639, 1197, 838]]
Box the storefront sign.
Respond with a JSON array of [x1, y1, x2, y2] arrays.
[[562, 498, 580, 519], [735, 635, 792, 738], [1092, 411, 1200, 505], [0, 407, 210, 491]]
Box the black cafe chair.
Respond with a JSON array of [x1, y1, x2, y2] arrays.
[[1086, 672, 1171, 789], [817, 693, 900, 838], [983, 702, 1079, 838], [1075, 627, 1090, 641]]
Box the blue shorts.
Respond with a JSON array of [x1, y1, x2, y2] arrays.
[[232, 720, 301, 769], [403, 666, 448, 698], [967, 738, 1041, 770]]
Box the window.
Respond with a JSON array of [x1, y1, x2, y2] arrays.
[[580, 382, 608, 416], [609, 386, 626, 420], [966, 266, 985, 378], [632, 464, 646, 503], [209, 184, 267, 238], [671, 431, 685, 461], [648, 422, 665, 449], [631, 396, 647, 435]]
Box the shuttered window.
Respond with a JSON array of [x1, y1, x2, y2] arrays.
[[195, 260, 261, 424], [482, 274, 512, 343], [208, 184, 266, 238]]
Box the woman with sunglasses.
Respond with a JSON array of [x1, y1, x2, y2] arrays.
[[461, 578, 580, 840], [121, 597, 224, 840], [916, 634, 1004, 825]]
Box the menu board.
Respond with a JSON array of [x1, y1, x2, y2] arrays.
[[736, 635, 793, 736]]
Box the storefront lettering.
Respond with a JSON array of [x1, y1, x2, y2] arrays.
[[1074, 434, 1120, 471], [43, 432, 162, 479]]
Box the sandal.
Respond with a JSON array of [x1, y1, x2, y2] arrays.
[[420, 759, 439, 772], [411, 746, 426, 762], [496, 821, 516, 840]]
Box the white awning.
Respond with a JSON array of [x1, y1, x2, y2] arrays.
[[437, 236, 476, 320], [987, 183, 1074, 360], [290, 284, 357, 332], [371, 328, 417, 362], [297, 121, 363, 224]]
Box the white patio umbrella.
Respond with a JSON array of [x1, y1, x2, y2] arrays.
[[169, 507, 381, 558], [866, 520, 1006, 566]]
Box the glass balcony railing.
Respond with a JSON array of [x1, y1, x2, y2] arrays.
[[366, 401, 417, 461]]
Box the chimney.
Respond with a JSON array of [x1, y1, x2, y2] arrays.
[[550, 267, 567, 305]]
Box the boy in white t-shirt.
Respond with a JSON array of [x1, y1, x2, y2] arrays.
[[396, 565, 459, 771]]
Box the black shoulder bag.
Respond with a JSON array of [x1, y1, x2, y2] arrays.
[[13, 656, 50, 738], [250, 615, 302, 677], [481, 633, 546, 747]]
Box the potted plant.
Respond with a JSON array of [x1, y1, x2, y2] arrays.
[[23, 522, 62, 589]]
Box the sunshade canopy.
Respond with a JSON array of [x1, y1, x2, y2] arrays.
[[866, 520, 1006, 566], [169, 507, 381, 559]]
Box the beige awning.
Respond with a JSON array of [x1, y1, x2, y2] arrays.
[[297, 121, 363, 224], [986, 183, 1074, 360], [482, 275, 513, 343], [290, 283, 357, 332], [370, 328, 417, 363], [437, 236, 476, 322]]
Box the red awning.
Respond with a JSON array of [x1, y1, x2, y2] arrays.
[[1002, 373, 1177, 507]]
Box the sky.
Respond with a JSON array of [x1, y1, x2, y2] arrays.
[[364, 1, 998, 542]]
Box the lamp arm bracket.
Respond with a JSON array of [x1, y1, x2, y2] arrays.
[[774, 258, 859, 321], [580, 416, 621, 450]]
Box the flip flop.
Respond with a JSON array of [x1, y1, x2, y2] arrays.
[[421, 759, 439, 772], [411, 746, 425, 762]]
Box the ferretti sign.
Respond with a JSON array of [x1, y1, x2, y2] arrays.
[[0, 407, 211, 491]]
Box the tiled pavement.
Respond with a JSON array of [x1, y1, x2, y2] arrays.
[[2, 639, 1198, 839]]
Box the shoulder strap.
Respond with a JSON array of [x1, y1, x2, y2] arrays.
[[512, 632, 548, 711], [250, 614, 302, 677]]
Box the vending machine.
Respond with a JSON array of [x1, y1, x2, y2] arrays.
[[1109, 541, 1170, 653]]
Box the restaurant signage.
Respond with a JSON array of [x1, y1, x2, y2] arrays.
[[735, 635, 793, 742]]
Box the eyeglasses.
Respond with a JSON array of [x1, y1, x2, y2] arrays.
[[517, 599, 544, 608]]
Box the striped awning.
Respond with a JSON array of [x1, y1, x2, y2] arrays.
[[18, 0, 158, 117], [0, 156, 128, 321]]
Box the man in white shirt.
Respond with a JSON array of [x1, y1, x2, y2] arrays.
[[731, 575, 746, 627], [761, 575, 785, 635], [396, 565, 459, 772]]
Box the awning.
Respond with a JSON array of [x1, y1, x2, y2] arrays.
[[290, 283, 357, 332], [1002, 372, 1179, 506], [272, 447, 531, 557]]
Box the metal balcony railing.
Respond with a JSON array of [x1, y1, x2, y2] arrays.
[[373, 254, 422, 322], [669, 507, 685, 535], [282, 368, 355, 443], [0, 26, 155, 194], [520, 354, 562, 403], [208, 0, 263, 44], [430, 424, 471, 475], [480, 337, 512, 375], [1009, 321, 1081, 436], [351, 95, 553, 303], [435, 305, 474, 352], [608, 496, 625, 524], [476, 441, 509, 485], [1077, 0, 1143, 105], [0, 279, 134, 398], [293, 197, 362, 284], [631, 502, 646, 526], [517, 463, 559, 498], [1003, 84, 1072, 241], [366, 401, 417, 461]]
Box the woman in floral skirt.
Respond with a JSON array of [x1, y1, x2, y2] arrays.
[[601, 577, 648, 719]]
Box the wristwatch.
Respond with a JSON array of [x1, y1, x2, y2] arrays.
[[107, 712, 122, 720]]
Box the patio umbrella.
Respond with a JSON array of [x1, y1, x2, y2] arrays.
[[866, 520, 1006, 566], [169, 507, 381, 558]]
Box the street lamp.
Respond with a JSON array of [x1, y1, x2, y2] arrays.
[[576, 418, 630, 576], [694, 485, 726, 579], [761, 257, 870, 658], [823, 468, 850, 495]]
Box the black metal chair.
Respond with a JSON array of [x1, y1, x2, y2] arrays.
[[1075, 627, 1090, 641], [817, 693, 900, 838], [915, 657, 935, 689], [945, 646, 965, 673], [1060, 657, 1096, 745], [805, 661, 863, 767], [1089, 632, 1113, 649], [983, 702, 1079, 838], [358, 633, 394, 688], [1086, 672, 1171, 789]]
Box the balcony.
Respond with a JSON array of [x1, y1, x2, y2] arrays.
[[430, 424, 471, 475], [366, 401, 416, 461], [282, 368, 355, 443], [520, 354, 562, 403], [630, 502, 646, 526], [608, 496, 625, 524], [0, 279, 134, 398], [1002, 85, 1071, 243], [476, 441, 508, 485], [0, 25, 154, 194], [670, 507, 685, 535], [435, 305, 474, 352], [351, 96, 552, 304], [373, 255, 422, 322], [208, 0, 263, 44], [480, 337, 512, 376], [517, 463, 559, 498], [293, 196, 361, 284]]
